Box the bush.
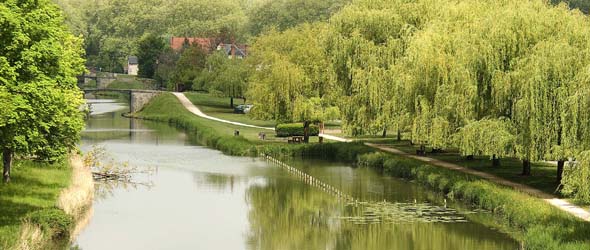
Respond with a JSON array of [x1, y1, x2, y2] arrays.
[[26, 208, 73, 240], [275, 123, 319, 137]]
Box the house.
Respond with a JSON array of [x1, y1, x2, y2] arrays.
[[168, 37, 249, 58], [216, 43, 248, 59], [169, 37, 215, 52], [127, 56, 138, 76]]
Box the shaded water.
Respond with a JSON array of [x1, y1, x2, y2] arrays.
[[73, 99, 520, 250]]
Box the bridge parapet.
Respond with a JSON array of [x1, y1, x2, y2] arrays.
[[82, 88, 162, 113]]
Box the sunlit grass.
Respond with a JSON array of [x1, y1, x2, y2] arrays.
[[377, 140, 561, 195], [184, 92, 277, 128], [0, 159, 72, 249]]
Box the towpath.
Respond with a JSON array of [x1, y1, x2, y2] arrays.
[[172, 92, 590, 222]]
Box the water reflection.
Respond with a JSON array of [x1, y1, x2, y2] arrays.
[[73, 99, 519, 250]]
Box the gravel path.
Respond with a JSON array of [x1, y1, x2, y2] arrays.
[[173, 92, 590, 222]]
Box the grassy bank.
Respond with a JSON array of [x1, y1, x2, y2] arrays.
[[184, 92, 276, 128], [0, 160, 72, 249], [353, 151, 590, 250], [136, 93, 322, 154], [137, 93, 590, 249], [377, 140, 561, 195], [0, 155, 93, 250], [137, 93, 268, 156]]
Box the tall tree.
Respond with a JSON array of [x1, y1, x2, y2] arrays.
[[0, 0, 86, 182], [201, 52, 250, 107], [137, 33, 166, 78], [246, 24, 337, 122]]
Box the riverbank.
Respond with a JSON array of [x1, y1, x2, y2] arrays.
[[136, 93, 590, 249], [0, 155, 94, 250]]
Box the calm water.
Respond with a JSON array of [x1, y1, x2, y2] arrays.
[[72, 99, 520, 250]]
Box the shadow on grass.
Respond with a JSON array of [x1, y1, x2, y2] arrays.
[[0, 160, 70, 248]]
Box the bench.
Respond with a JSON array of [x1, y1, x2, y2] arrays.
[[288, 136, 304, 144]]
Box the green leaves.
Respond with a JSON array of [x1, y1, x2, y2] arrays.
[[246, 23, 336, 122], [561, 151, 590, 203], [0, 0, 85, 161]]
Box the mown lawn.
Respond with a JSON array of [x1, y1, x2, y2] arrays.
[[0, 160, 71, 249], [184, 92, 277, 128]]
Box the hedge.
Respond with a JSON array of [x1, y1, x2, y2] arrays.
[[275, 123, 319, 137]]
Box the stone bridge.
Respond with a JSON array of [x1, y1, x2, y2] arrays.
[[83, 88, 162, 113]]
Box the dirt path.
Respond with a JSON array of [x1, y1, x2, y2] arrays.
[[173, 92, 590, 222], [364, 143, 590, 222], [172, 92, 274, 130]]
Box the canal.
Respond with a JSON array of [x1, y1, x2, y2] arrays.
[[72, 98, 519, 250]]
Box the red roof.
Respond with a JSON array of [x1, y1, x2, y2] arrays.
[[170, 37, 215, 51]]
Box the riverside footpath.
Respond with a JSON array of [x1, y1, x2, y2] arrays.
[[171, 92, 590, 222]]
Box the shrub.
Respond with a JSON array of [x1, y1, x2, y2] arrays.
[[26, 208, 73, 240], [275, 123, 319, 137], [357, 152, 387, 169]]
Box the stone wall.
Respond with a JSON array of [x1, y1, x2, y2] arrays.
[[130, 91, 160, 113]]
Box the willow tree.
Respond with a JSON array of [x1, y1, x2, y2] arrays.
[[246, 24, 337, 123], [455, 119, 516, 166], [327, 1, 424, 137], [0, 0, 86, 182]]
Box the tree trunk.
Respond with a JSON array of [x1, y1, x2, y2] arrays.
[[492, 154, 500, 167], [556, 160, 565, 184], [382, 127, 387, 138], [303, 121, 310, 144], [230, 97, 234, 108], [521, 159, 531, 176], [397, 129, 401, 141], [3, 148, 12, 183]]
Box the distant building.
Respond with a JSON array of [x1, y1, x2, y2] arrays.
[[168, 37, 248, 59], [127, 56, 138, 76], [216, 43, 248, 59], [169, 37, 215, 52]]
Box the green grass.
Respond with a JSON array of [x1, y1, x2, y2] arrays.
[[0, 159, 72, 249], [380, 140, 561, 195], [184, 92, 277, 128], [137, 93, 330, 156], [107, 75, 157, 90]]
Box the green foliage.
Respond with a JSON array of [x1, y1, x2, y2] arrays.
[[455, 118, 516, 158], [323, 0, 590, 182], [355, 151, 590, 249], [56, 0, 247, 71], [246, 23, 338, 122], [26, 208, 73, 240], [275, 123, 319, 137], [247, 0, 349, 35], [551, 0, 590, 13], [137, 34, 166, 78], [561, 151, 590, 203], [169, 44, 208, 91], [196, 51, 250, 102], [0, 0, 85, 169]]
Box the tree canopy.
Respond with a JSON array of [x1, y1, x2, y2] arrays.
[[1, 0, 86, 182]]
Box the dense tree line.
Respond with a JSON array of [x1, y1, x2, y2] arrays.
[[244, 0, 590, 201], [53, 0, 348, 72], [50, 0, 590, 200]]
